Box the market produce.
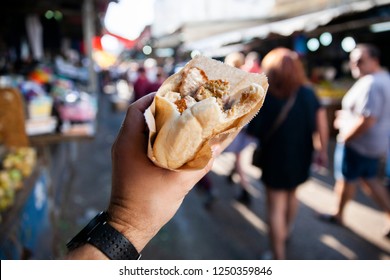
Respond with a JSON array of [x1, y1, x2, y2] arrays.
[[0, 171, 15, 212], [0, 147, 37, 217], [3, 147, 37, 177]]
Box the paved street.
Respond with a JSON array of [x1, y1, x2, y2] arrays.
[[142, 145, 390, 260], [51, 93, 390, 260]]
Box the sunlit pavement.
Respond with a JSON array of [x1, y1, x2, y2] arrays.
[[141, 144, 390, 260], [54, 94, 390, 260]]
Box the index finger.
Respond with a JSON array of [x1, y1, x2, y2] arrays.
[[120, 92, 156, 133], [133, 92, 156, 112]]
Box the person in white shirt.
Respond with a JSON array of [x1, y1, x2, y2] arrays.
[[320, 44, 390, 239]]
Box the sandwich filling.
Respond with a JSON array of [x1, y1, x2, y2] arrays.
[[163, 67, 260, 118]]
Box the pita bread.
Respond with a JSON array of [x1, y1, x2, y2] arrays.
[[144, 55, 268, 170]]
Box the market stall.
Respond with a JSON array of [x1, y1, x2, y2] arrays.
[[0, 87, 45, 259], [0, 0, 116, 259], [0, 63, 98, 259]]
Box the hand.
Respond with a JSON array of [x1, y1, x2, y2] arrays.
[[336, 133, 346, 143], [314, 149, 329, 169], [108, 93, 215, 252], [334, 110, 349, 143], [333, 110, 343, 130]]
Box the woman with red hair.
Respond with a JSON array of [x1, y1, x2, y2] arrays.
[[248, 48, 329, 259]]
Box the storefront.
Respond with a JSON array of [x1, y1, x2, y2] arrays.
[[0, 0, 107, 259]]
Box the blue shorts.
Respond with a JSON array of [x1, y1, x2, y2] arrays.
[[334, 143, 380, 182]]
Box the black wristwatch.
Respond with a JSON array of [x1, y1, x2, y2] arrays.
[[66, 211, 141, 260]]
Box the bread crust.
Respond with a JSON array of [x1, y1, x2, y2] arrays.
[[145, 55, 268, 170]]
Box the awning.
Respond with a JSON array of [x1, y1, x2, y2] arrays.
[[180, 0, 390, 52], [152, 19, 267, 49], [242, 0, 389, 39]]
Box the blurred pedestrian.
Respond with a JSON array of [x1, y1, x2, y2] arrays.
[[223, 129, 257, 204], [196, 173, 215, 209], [319, 44, 390, 239], [147, 67, 166, 93], [133, 66, 151, 101], [248, 47, 329, 259], [224, 52, 255, 204], [241, 51, 262, 74], [224, 52, 245, 68], [386, 141, 390, 193]]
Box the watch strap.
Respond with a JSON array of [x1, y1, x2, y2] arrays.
[[87, 220, 141, 260]]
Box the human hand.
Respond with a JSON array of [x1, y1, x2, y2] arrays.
[[313, 149, 329, 171], [333, 110, 343, 129], [336, 133, 346, 143], [334, 110, 351, 143], [108, 93, 216, 252]]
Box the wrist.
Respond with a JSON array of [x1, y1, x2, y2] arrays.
[[66, 211, 142, 260], [336, 134, 345, 143], [107, 205, 158, 253]]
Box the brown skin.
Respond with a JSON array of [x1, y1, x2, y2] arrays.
[[66, 93, 216, 259]]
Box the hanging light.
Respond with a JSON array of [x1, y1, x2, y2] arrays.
[[45, 10, 54, 19], [370, 21, 390, 33], [319, 32, 332, 46], [307, 38, 320, 52], [142, 45, 152, 55], [54, 11, 63, 21], [341, 37, 356, 53]]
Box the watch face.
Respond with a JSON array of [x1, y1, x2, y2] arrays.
[[66, 211, 108, 250]]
